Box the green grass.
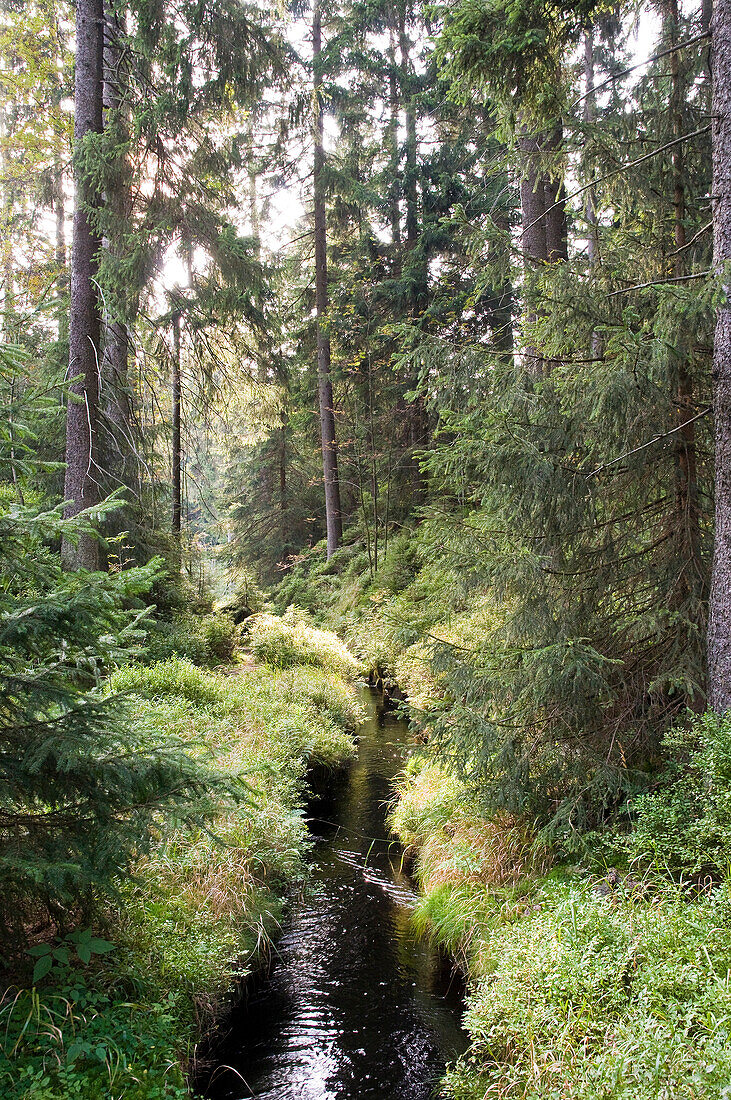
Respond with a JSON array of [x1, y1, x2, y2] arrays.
[[1, 622, 361, 1100], [391, 757, 731, 1100], [248, 606, 361, 678]]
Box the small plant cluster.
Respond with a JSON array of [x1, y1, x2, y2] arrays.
[[1, 980, 189, 1100], [28, 930, 114, 985]]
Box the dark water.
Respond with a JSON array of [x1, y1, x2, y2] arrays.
[[198, 685, 466, 1100]]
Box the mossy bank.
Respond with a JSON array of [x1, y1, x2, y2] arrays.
[[0, 615, 360, 1100]]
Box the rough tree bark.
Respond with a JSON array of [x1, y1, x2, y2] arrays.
[[313, 0, 343, 558], [543, 124, 568, 264], [519, 118, 568, 375], [62, 0, 104, 570], [519, 130, 548, 374], [709, 0, 731, 711]]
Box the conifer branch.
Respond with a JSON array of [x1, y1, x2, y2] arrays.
[[585, 407, 712, 479], [521, 127, 711, 244], [570, 32, 712, 111], [605, 269, 712, 297]]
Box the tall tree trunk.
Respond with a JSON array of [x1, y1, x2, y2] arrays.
[[171, 311, 182, 540], [519, 129, 548, 374], [62, 0, 104, 571], [519, 132, 548, 267], [667, 0, 701, 609], [313, 0, 342, 558], [708, 0, 731, 711], [519, 119, 568, 374], [100, 3, 136, 502]]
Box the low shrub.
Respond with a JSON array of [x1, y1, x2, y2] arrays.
[[110, 657, 224, 709], [249, 607, 360, 678], [145, 614, 238, 668], [623, 710, 731, 878]]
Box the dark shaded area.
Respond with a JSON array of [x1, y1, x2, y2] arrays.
[[197, 686, 466, 1100]]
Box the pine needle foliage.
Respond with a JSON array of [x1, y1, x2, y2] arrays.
[[0, 441, 234, 946]]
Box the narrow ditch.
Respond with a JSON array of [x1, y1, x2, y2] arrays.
[[195, 683, 467, 1100]]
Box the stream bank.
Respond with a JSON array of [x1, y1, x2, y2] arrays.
[[1, 622, 361, 1100], [195, 684, 466, 1100]]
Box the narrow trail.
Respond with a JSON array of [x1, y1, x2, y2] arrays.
[[222, 653, 260, 676]]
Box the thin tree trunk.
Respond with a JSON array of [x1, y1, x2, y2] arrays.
[[53, 162, 68, 343], [0, 44, 15, 341], [388, 23, 401, 270], [708, 0, 731, 711], [583, 27, 603, 361], [398, 6, 428, 502], [313, 0, 342, 558], [62, 0, 104, 571], [491, 208, 515, 358], [279, 407, 287, 548], [667, 0, 701, 606], [584, 30, 600, 269], [399, 11, 418, 257], [172, 311, 182, 539]]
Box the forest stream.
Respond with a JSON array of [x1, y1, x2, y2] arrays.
[[196, 684, 467, 1100]]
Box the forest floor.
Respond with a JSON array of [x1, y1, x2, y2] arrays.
[[1, 621, 361, 1100]]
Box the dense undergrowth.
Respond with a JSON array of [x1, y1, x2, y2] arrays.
[[1, 616, 359, 1100], [392, 754, 731, 1099], [275, 530, 731, 1099]]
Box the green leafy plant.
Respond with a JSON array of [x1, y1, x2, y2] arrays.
[[27, 930, 115, 985]]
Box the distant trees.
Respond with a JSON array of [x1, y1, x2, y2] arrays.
[[9, 0, 731, 806], [56, 0, 283, 571]]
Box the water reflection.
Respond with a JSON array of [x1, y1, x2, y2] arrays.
[[200, 686, 466, 1100]]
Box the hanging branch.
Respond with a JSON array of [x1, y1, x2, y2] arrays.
[[585, 407, 712, 479], [520, 127, 711, 244]]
